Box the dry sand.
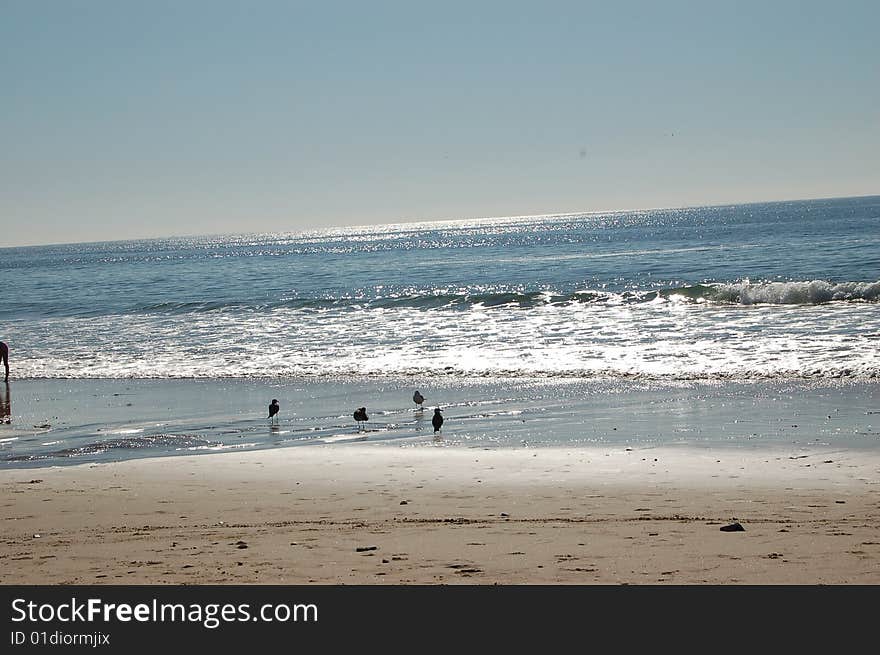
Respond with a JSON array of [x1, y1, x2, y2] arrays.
[[1, 444, 879, 584]]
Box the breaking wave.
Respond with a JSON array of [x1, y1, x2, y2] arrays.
[[709, 280, 880, 305], [126, 280, 880, 315]]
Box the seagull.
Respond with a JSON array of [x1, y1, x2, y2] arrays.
[[413, 390, 425, 409], [268, 399, 280, 424], [353, 407, 369, 431], [432, 408, 444, 433]]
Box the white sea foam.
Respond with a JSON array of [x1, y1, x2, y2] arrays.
[[713, 280, 880, 305], [7, 298, 880, 380]]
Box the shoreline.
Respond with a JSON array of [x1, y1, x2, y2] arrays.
[[2, 377, 878, 468], [2, 443, 878, 584]]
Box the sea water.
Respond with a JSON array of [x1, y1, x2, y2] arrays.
[[2, 196, 879, 465]]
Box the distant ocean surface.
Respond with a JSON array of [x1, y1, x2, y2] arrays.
[[4, 195, 879, 381]]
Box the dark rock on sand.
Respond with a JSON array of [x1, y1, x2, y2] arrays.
[[720, 522, 745, 532]]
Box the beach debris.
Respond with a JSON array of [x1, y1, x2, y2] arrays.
[[500, 512, 509, 517], [720, 522, 745, 532], [233, 540, 248, 549], [33, 423, 51, 429], [356, 545, 378, 552], [399, 500, 408, 505]]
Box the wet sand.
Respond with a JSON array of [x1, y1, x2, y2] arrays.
[[3, 378, 879, 466], [2, 444, 879, 584]]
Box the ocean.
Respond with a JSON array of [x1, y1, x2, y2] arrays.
[[2, 195, 879, 465]]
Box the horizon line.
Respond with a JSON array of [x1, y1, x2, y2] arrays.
[[5, 191, 878, 250]]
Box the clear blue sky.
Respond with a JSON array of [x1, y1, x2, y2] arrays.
[[2, 0, 878, 246]]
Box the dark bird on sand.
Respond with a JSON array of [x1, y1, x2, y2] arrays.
[[269, 399, 280, 423], [432, 408, 444, 433], [353, 407, 369, 431], [413, 390, 425, 408]]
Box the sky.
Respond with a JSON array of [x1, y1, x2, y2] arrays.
[[2, 0, 878, 247]]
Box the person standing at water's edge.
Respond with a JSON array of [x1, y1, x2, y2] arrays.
[[0, 381, 10, 424], [432, 408, 444, 433], [269, 399, 280, 424], [0, 341, 8, 382]]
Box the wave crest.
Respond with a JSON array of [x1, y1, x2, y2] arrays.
[[126, 280, 880, 315], [709, 280, 880, 305]]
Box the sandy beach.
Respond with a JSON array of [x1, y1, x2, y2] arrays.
[[2, 443, 878, 584]]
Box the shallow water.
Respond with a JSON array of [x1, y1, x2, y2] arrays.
[[1, 378, 877, 467]]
